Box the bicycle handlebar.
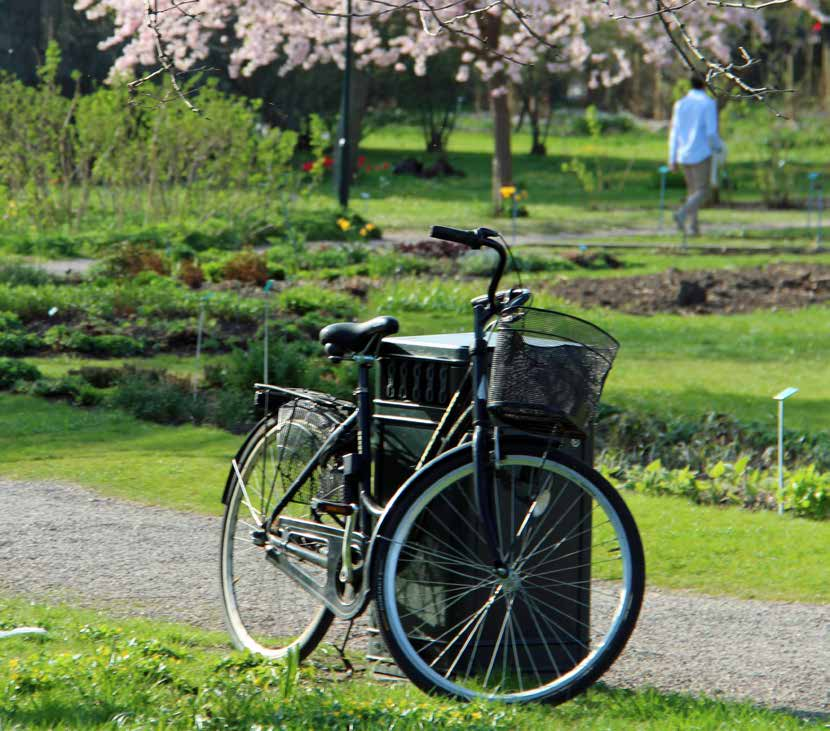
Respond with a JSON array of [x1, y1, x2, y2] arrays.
[[430, 225, 507, 311]]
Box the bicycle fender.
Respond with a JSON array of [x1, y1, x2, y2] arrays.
[[220, 416, 270, 505]]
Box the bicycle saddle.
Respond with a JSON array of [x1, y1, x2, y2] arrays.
[[319, 316, 399, 357]]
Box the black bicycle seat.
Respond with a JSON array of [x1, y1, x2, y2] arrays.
[[319, 316, 399, 356]]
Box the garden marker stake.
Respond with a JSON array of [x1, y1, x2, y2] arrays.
[[773, 387, 799, 516], [264, 280, 276, 384], [658, 165, 670, 231], [193, 296, 207, 400], [807, 172, 818, 231], [817, 177, 823, 246]]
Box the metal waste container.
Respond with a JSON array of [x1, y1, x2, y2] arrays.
[[368, 333, 593, 676]]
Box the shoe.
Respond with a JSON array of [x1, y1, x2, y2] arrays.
[[673, 210, 686, 233]]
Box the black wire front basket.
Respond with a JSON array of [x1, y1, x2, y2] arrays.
[[487, 307, 619, 438]]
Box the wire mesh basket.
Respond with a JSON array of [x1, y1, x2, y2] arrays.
[[487, 307, 619, 437]]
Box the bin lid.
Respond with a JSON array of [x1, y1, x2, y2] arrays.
[[380, 332, 490, 361]]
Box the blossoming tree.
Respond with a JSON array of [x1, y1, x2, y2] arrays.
[[76, 0, 827, 212]]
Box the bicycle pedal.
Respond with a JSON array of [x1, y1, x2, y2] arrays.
[[311, 499, 356, 516]]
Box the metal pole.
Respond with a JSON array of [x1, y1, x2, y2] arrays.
[[193, 298, 205, 400], [336, 0, 353, 209], [777, 399, 784, 516], [773, 387, 798, 516], [263, 301, 269, 384], [817, 178, 823, 246], [512, 193, 518, 251], [807, 173, 814, 230], [263, 279, 274, 384], [658, 165, 669, 232]]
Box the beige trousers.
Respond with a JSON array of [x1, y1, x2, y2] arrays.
[[679, 157, 712, 233]]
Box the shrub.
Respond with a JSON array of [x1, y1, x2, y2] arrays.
[[221, 249, 269, 285], [0, 357, 41, 389], [44, 327, 145, 357], [178, 259, 205, 289], [0, 332, 43, 356], [99, 242, 170, 278], [208, 388, 255, 433], [0, 310, 23, 330], [596, 405, 830, 473], [783, 464, 830, 520], [278, 285, 357, 318], [28, 375, 102, 406], [110, 370, 199, 425], [0, 262, 51, 286], [71, 366, 122, 389]]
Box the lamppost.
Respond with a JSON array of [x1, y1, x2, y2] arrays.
[[336, 0, 353, 209]]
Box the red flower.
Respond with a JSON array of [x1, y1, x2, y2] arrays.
[[813, 21, 822, 31], [323, 156, 334, 169], [357, 155, 367, 168], [382, 162, 389, 170], [302, 161, 314, 172]]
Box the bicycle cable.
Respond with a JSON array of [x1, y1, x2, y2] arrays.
[[497, 232, 523, 290]]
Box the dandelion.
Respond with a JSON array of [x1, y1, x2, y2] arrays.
[[8, 658, 19, 670], [337, 217, 351, 231], [500, 185, 516, 198]]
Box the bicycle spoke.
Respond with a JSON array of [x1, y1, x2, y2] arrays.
[[521, 534, 618, 577], [482, 593, 513, 690], [520, 589, 563, 680], [515, 492, 591, 570]]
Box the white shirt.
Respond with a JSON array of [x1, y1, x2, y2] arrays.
[[668, 89, 722, 166]]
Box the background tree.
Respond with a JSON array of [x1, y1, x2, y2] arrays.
[[77, 0, 824, 212]]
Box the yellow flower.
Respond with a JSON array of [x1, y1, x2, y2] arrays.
[[500, 185, 516, 198], [337, 217, 351, 231], [359, 227, 368, 236], [8, 658, 19, 670], [365, 222, 375, 231]]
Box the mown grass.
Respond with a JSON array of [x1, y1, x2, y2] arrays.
[[343, 121, 823, 235], [0, 394, 236, 514], [1, 393, 827, 603], [369, 279, 830, 432], [0, 598, 821, 730]]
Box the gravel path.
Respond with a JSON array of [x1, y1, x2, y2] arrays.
[[1, 479, 827, 715]]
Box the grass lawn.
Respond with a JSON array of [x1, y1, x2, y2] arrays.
[[369, 280, 830, 432], [340, 119, 826, 236], [0, 597, 821, 730], [1, 394, 827, 604]]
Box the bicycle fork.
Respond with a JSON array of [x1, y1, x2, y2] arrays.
[[471, 302, 507, 574]]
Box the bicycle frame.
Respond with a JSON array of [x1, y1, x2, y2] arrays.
[[238, 227, 512, 617]]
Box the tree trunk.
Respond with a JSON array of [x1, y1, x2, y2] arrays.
[[490, 77, 513, 215]]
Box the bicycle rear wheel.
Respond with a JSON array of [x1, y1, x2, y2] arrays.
[[371, 440, 644, 703], [220, 399, 354, 660]]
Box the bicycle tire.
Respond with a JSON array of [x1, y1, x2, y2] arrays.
[[220, 400, 354, 660], [371, 439, 644, 703]]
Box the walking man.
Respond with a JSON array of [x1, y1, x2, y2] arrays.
[[668, 74, 722, 236]]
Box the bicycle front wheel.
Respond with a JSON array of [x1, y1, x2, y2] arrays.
[[371, 441, 644, 704]]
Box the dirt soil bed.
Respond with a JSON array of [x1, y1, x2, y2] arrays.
[[549, 263, 830, 315]]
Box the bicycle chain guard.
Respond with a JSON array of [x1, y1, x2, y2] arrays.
[[264, 516, 370, 620]]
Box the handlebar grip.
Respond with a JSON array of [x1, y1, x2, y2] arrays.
[[430, 225, 484, 249]]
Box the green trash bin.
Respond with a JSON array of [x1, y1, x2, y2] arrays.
[[368, 333, 593, 678]]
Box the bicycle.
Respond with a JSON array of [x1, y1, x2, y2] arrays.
[[219, 225, 645, 704]]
